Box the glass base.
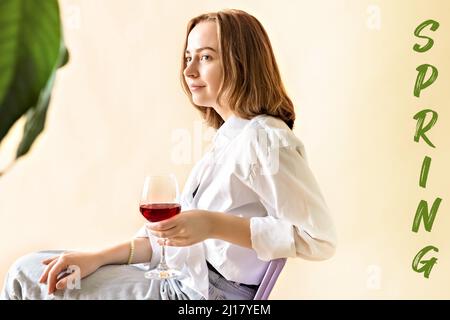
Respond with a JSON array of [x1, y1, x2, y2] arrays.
[[144, 268, 182, 280]]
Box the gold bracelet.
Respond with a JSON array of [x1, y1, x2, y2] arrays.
[[127, 239, 135, 265]]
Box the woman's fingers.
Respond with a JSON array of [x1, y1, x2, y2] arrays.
[[47, 260, 69, 294], [55, 279, 66, 290], [39, 259, 58, 284], [56, 270, 81, 290], [41, 256, 58, 265], [148, 225, 180, 238], [146, 215, 178, 231], [56, 271, 78, 291]]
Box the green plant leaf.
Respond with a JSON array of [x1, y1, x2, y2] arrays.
[[0, 0, 68, 161], [16, 41, 69, 158]]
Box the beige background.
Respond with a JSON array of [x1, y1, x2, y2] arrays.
[[1, 0, 449, 299]]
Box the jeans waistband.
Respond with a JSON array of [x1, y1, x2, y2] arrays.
[[206, 261, 259, 290]]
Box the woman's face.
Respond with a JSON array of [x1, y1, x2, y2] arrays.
[[184, 21, 225, 114]]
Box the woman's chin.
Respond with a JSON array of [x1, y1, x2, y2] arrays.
[[192, 98, 210, 107]]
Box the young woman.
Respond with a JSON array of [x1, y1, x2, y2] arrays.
[[1, 9, 336, 300]]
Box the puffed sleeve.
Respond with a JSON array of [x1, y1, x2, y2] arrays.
[[246, 140, 337, 261]]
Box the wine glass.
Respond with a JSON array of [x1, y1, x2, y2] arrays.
[[139, 174, 182, 280]]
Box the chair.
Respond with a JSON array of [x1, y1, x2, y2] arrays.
[[253, 258, 287, 300]]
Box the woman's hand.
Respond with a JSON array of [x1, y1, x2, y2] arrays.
[[146, 210, 213, 247], [38, 251, 103, 294]]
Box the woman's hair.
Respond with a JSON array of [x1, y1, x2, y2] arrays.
[[180, 9, 296, 130]]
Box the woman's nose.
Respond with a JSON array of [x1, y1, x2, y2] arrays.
[[183, 61, 199, 78]]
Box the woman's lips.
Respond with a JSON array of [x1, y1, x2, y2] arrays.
[[189, 86, 205, 91]]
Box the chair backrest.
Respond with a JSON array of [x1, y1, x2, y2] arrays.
[[253, 258, 287, 300]]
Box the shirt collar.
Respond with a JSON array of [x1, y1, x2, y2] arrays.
[[214, 114, 251, 146]]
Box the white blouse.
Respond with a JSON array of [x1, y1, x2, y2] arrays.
[[136, 114, 337, 298]]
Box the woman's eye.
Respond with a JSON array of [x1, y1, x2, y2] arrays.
[[185, 55, 210, 63]]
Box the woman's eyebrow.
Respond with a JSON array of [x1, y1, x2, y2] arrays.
[[185, 46, 217, 54]]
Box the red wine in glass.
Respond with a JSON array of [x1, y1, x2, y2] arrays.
[[140, 174, 182, 280], [140, 203, 181, 222]]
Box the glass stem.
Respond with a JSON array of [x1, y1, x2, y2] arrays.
[[159, 239, 168, 270]]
